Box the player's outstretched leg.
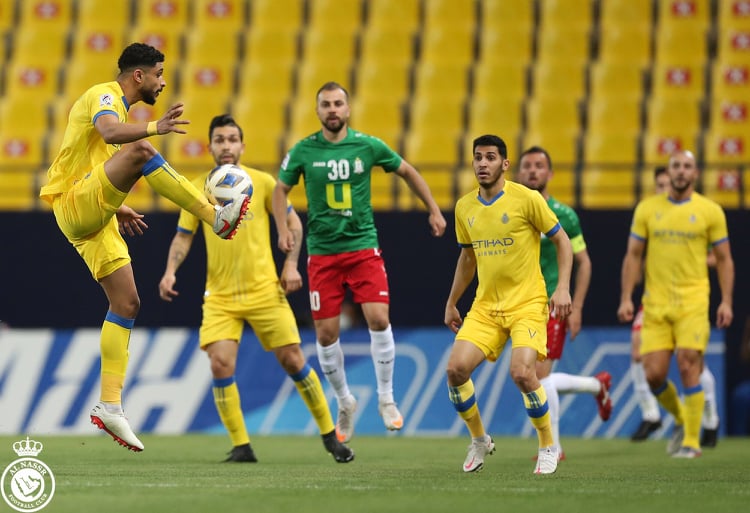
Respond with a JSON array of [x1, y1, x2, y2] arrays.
[[212, 194, 250, 240], [90, 402, 144, 452], [322, 431, 354, 463], [595, 371, 613, 421]]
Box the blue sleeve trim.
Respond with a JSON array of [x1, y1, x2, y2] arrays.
[[630, 233, 646, 242], [290, 364, 311, 382], [176, 226, 194, 235], [711, 237, 729, 246], [141, 153, 167, 176], [544, 223, 561, 238], [104, 311, 135, 329], [92, 110, 118, 124], [213, 376, 235, 388]]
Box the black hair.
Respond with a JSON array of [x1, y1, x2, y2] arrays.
[[472, 134, 508, 158], [316, 81, 350, 100], [117, 43, 165, 73], [520, 145, 552, 169], [209, 114, 243, 142], [654, 165, 668, 179]]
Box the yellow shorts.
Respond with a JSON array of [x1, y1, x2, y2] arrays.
[[641, 301, 710, 355], [52, 163, 130, 280], [200, 285, 301, 351], [456, 302, 549, 362]]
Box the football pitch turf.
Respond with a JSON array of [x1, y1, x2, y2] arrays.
[[1, 435, 747, 513]]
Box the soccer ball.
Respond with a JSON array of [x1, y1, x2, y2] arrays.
[[204, 164, 253, 206]]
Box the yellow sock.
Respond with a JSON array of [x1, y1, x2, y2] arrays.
[[448, 380, 486, 438], [142, 154, 216, 224], [100, 312, 133, 403], [213, 377, 250, 447], [653, 380, 685, 425], [292, 365, 335, 434], [683, 385, 705, 449], [523, 386, 554, 448]]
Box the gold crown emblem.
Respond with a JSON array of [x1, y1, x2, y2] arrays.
[[12, 437, 43, 457]]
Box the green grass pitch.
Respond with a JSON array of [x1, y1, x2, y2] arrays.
[[1, 435, 748, 513]]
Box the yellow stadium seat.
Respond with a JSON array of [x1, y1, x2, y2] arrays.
[[176, 94, 230, 138], [78, 0, 130, 29], [18, 0, 73, 30], [4, 61, 59, 100], [367, 0, 420, 31], [478, 26, 534, 63], [134, 0, 189, 32], [546, 167, 576, 206], [709, 98, 750, 131], [61, 59, 119, 102], [657, 0, 711, 30], [412, 61, 470, 104], [249, 0, 303, 30], [586, 97, 641, 137], [531, 61, 586, 100], [718, 0, 750, 29], [183, 26, 241, 63], [539, 0, 593, 27], [654, 23, 708, 64], [237, 60, 294, 105], [302, 27, 357, 64], [420, 25, 475, 65], [353, 60, 411, 104], [127, 22, 182, 58], [597, 24, 653, 67], [716, 27, 750, 62], [408, 96, 464, 139], [423, 0, 475, 30], [0, 0, 16, 33], [588, 61, 645, 101], [650, 62, 706, 100], [600, 0, 652, 26], [536, 24, 591, 66], [418, 169, 455, 210], [287, 95, 324, 146], [229, 98, 285, 167], [243, 25, 299, 67], [70, 26, 127, 68], [701, 168, 741, 208], [580, 167, 636, 209], [583, 132, 639, 164], [178, 61, 235, 99], [703, 130, 748, 165], [11, 24, 68, 64], [482, 0, 534, 30], [293, 60, 351, 103], [0, 130, 45, 169], [0, 170, 37, 210], [0, 96, 49, 137], [359, 25, 416, 67], [473, 62, 528, 103], [192, 0, 247, 30], [348, 97, 403, 149], [403, 131, 461, 168], [308, 0, 362, 32], [711, 58, 750, 100], [525, 97, 581, 137], [521, 129, 579, 165], [642, 130, 698, 165], [369, 171, 396, 211], [467, 97, 524, 143], [646, 97, 701, 138]]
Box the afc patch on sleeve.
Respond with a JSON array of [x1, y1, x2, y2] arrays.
[[99, 93, 114, 107]]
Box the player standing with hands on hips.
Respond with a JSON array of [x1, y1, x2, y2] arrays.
[[39, 43, 249, 452], [444, 135, 573, 474], [272, 81, 446, 443]]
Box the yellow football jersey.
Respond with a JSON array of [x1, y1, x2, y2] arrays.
[[631, 192, 729, 307], [178, 165, 289, 305], [41, 81, 126, 203], [455, 180, 561, 313]]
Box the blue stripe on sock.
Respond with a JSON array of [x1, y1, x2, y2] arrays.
[[213, 376, 235, 388], [290, 364, 311, 382], [684, 384, 703, 396], [141, 154, 167, 176], [104, 311, 135, 329], [448, 387, 476, 412], [652, 382, 668, 395], [526, 402, 549, 418]]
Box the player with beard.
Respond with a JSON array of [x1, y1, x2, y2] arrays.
[[272, 81, 447, 443], [516, 146, 611, 461], [618, 150, 734, 458], [39, 43, 249, 452]]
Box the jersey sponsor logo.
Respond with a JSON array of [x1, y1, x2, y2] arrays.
[[501, 213, 509, 224], [312, 161, 326, 167], [472, 238, 514, 248], [280, 153, 290, 170], [468, 217, 475, 228], [99, 93, 113, 107], [354, 158, 364, 174]]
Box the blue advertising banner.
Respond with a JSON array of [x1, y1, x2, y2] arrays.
[[0, 327, 724, 439]]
